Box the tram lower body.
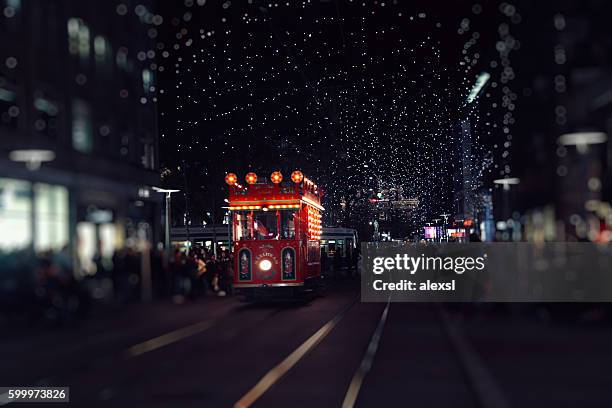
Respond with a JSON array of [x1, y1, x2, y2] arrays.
[[232, 242, 322, 300]]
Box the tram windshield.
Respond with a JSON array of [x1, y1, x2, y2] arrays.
[[234, 210, 296, 240]]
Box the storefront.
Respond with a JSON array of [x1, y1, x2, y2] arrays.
[[0, 177, 69, 253], [0, 175, 160, 278]]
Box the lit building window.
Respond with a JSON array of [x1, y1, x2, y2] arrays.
[[67, 18, 90, 60], [0, 178, 31, 250], [72, 99, 93, 153], [33, 95, 60, 137], [34, 183, 69, 252], [116, 47, 133, 72], [141, 142, 155, 169], [142, 69, 152, 93], [0, 75, 18, 129], [3, 0, 20, 17], [78, 24, 90, 59], [94, 35, 112, 64]]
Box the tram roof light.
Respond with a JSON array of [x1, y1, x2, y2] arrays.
[[225, 173, 238, 186], [245, 172, 258, 184], [271, 171, 283, 184], [291, 170, 304, 183]]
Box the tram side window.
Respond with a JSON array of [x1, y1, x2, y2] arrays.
[[235, 212, 247, 241]]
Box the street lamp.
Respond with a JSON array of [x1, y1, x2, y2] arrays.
[[493, 177, 520, 191], [558, 132, 607, 154], [152, 187, 180, 260], [9, 149, 55, 170]]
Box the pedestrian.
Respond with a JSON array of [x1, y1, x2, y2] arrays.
[[206, 255, 219, 293], [333, 249, 342, 277], [195, 253, 209, 295], [321, 249, 328, 276]]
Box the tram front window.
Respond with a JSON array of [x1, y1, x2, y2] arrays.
[[253, 211, 277, 239], [280, 210, 296, 239], [235, 210, 296, 240]]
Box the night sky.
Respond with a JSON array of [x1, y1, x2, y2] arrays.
[[155, 0, 526, 229]]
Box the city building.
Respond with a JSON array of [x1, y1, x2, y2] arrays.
[[511, 2, 611, 241], [0, 0, 161, 276]]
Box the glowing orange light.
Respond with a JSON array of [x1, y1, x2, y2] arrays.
[[245, 172, 257, 184], [271, 171, 283, 184], [225, 173, 238, 185], [291, 170, 304, 183]]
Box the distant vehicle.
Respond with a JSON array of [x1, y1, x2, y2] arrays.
[[320, 227, 358, 260], [224, 170, 323, 300]]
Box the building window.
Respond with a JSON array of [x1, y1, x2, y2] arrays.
[[142, 69, 152, 93], [0, 178, 31, 251], [94, 35, 113, 69], [116, 47, 133, 72], [72, 99, 92, 153], [34, 183, 69, 252], [33, 94, 60, 137], [67, 18, 90, 60], [141, 142, 155, 169], [0, 75, 18, 130]]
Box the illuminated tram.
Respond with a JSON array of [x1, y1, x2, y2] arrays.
[[225, 170, 323, 299]]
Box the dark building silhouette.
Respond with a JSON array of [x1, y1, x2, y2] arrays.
[[510, 1, 611, 240]]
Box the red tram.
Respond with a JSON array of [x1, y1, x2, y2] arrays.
[[225, 170, 323, 299]]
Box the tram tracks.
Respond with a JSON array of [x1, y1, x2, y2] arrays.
[[234, 298, 511, 408], [341, 300, 390, 408], [234, 294, 360, 408], [436, 305, 512, 408]]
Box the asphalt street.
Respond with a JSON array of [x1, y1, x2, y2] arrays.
[[2, 279, 612, 407]]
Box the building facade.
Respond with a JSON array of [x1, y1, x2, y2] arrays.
[[0, 0, 161, 276]]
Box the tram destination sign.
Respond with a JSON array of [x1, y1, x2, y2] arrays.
[[361, 242, 612, 302]]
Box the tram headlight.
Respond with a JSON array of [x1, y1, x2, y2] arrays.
[[259, 259, 272, 271]]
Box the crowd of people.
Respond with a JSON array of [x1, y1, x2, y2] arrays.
[[169, 247, 234, 303], [0, 244, 237, 326], [2, 243, 361, 326]]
